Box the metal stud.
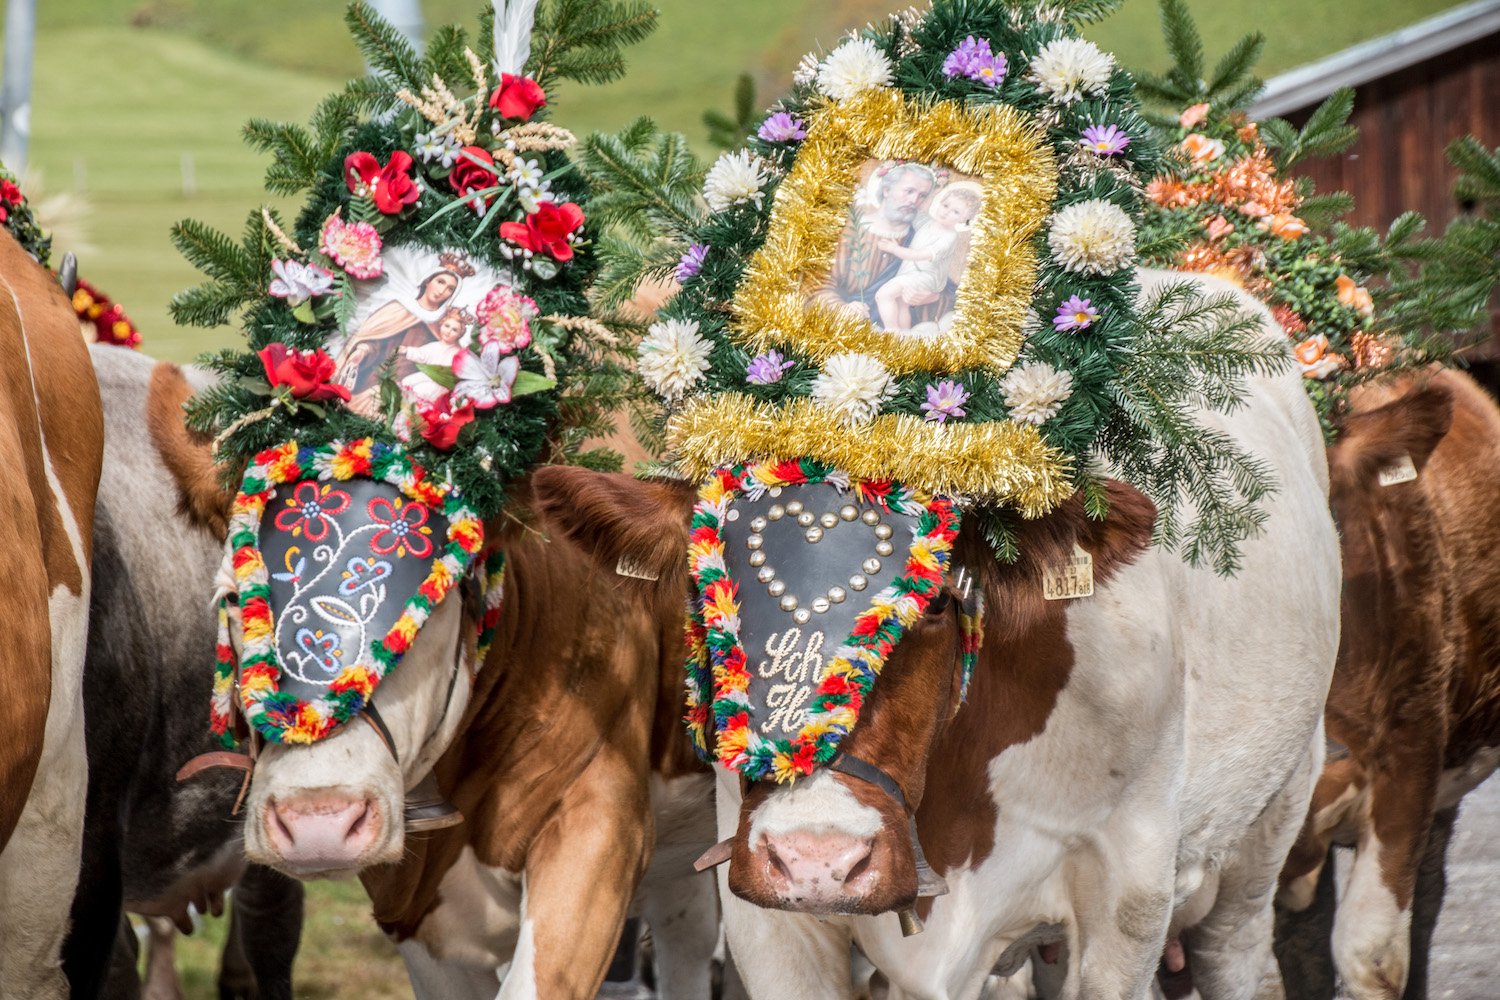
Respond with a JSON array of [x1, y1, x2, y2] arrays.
[[827, 586, 847, 604], [792, 608, 812, 624], [748, 551, 766, 567], [796, 512, 815, 527], [874, 524, 893, 540], [862, 557, 881, 575], [812, 597, 831, 614], [727, 508, 740, 522], [767, 580, 787, 597], [875, 541, 894, 557], [805, 526, 824, 543], [750, 516, 768, 532], [768, 505, 785, 521], [861, 510, 880, 526], [786, 500, 804, 516], [769, 487, 782, 497], [746, 534, 763, 551], [849, 575, 868, 591], [779, 595, 799, 612], [840, 505, 859, 521], [820, 512, 839, 529], [756, 566, 776, 584]]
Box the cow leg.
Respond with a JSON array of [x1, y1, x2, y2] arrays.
[[1273, 844, 1338, 1000], [1067, 817, 1176, 999], [63, 817, 128, 998], [101, 916, 143, 1000], [641, 869, 717, 999], [397, 939, 503, 1000], [499, 745, 652, 1000], [1401, 802, 1456, 1000], [217, 863, 305, 1000]]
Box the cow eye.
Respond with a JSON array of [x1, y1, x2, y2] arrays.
[[925, 590, 953, 616]]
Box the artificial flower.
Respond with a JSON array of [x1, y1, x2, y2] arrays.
[[816, 38, 892, 101], [343, 151, 420, 214], [676, 243, 708, 283], [449, 146, 500, 213], [757, 112, 808, 144], [1080, 123, 1130, 156], [746, 350, 794, 385], [418, 394, 475, 450], [499, 200, 585, 261], [1295, 335, 1342, 379], [793, 52, 820, 86], [0, 179, 20, 205], [811, 351, 892, 426], [258, 343, 351, 403], [639, 319, 713, 401], [490, 73, 547, 121], [475, 286, 538, 352], [702, 150, 768, 212], [1260, 213, 1309, 241], [319, 211, 383, 279], [1181, 134, 1226, 165], [1179, 103, 1210, 128], [921, 380, 970, 423], [1028, 38, 1114, 104], [1147, 177, 1194, 209], [1052, 295, 1099, 332], [1337, 274, 1374, 316], [943, 36, 1006, 87], [267, 259, 335, 306], [1204, 215, 1235, 240], [413, 131, 461, 167], [1047, 199, 1137, 275], [1001, 362, 1073, 425], [452, 340, 521, 409]]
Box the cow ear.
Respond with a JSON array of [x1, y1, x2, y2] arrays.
[[1073, 480, 1158, 578], [1333, 381, 1454, 484], [147, 361, 234, 539], [529, 465, 697, 589]]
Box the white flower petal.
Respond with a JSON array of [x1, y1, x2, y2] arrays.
[[1001, 361, 1074, 426], [702, 150, 768, 213], [816, 38, 892, 101], [1047, 199, 1137, 275], [810, 351, 892, 426], [1028, 37, 1115, 104], [637, 319, 713, 402]]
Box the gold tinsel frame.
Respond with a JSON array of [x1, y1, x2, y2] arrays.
[[733, 87, 1057, 376]]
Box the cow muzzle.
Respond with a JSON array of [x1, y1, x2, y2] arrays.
[[261, 791, 385, 877]]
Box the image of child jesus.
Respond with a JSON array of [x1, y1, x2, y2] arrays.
[[873, 181, 983, 333], [399, 307, 472, 405]]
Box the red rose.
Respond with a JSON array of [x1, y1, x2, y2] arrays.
[[448, 146, 499, 211], [418, 395, 475, 450], [499, 201, 585, 261], [489, 74, 546, 121], [0, 179, 21, 206], [343, 151, 420, 215], [0, 205, 7, 225], [257, 343, 351, 403]]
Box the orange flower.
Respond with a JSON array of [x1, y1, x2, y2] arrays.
[[1179, 103, 1210, 128], [1237, 122, 1259, 143], [1181, 133, 1225, 165], [1261, 214, 1309, 240], [1204, 215, 1234, 240], [1336, 274, 1374, 316], [1294, 334, 1328, 366], [1241, 200, 1270, 218]]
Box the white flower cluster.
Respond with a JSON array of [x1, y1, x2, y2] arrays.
[[507, 155, 552, 212], [816, 38, 893, 101], [811, 351, 893, 425], [703, 150, 769, 213], [1028, 38, 1114, 104], [1047, 199, 1137, 275], [413, 131, 462, 167], [1001, 362, 1074, 426], [637, 319, 713, 402]]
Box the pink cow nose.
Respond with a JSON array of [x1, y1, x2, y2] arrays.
[[762, 830, 876, 904], [265, 794, 379, 871]]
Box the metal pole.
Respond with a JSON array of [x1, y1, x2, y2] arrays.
[[0, 0, 37, 172], [367, 0, 424, 55]]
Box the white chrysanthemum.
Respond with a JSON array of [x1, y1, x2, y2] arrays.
[[1047, 199, 1137, 275], [1001, 362, 1074, 426], [703, 150, 768, 213], [1028, 37, 1115, 104], [811, 352, 893, 425], [637, 319, 713, 402], [816, 38, 893, 101], [793, 51, 821, 86]]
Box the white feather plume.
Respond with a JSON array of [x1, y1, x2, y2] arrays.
[[492, 0, 541, 77]]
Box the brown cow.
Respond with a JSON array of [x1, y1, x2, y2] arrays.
[[0, 229, 105, 994], [1276, 368, 1500, 1000]]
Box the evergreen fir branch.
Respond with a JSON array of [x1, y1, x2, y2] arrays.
[[171, 217, 262, 289], [1132, 1, 1263, 114], [1055, 0, 1128, 26], [1159, 0, 1205, 95], [1264, 88, 1358, 169], [243, 118, 328, 195], [169, 282, 250, 329], [425, 24, 473, 84], [1208, 32, 1264, 95], [528, 0, 657, 91], [1297, 191, 1356, 227], [704, 73, 759, 151], [972, 506, 1020, 564], [1449, 136, 1500, 205], [578, 120, 706, 239], [344, 1, 427, 91]]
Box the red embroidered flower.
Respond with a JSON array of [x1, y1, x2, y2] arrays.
[[273, 481, 352, 542], [417, 394, 475, 451], [343, 151, 420, 215], [448, 146, 500, 212], [499, 201, 585, 261], [367, 496, 434, 559], [258, 342, 351, 403], [489, 74, 546, 121]]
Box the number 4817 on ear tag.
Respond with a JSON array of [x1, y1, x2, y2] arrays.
[[1043, 543, 1094, 601]]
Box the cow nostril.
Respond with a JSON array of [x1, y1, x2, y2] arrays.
[[345, 801, 371, 841], [765, 841, 794, 884], [268, 799, 296, 845], [842, 847, 873, 886]]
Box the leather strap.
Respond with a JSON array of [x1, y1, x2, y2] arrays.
[[361, 702, 399, 764], [175, 751, 253, 782], [829, 753, 948, 898]]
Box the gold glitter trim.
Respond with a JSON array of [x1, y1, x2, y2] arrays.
[[734, 87, 1056, 377], [668, 394, 1074, 517]]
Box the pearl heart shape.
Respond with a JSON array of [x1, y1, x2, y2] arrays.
[[744, 501, 899, 622]]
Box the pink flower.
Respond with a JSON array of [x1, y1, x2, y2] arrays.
[[1204, 215, 1234, 240], [451, 340, 520, 409], [1080, 124, 1130, 156], [319, 211, 383, 279], [1181, 133, 1225, 165], [1052, 295, 1099, 332], [474, 286, 538, 352], [1179, 103, 1210, 128]]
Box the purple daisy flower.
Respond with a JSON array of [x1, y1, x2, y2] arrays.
[[942, 36, 1006, 87], [675, 243, 708, 283], [921, 380, 970, 423], [1053, 295, 1100, 332], [757, 111, 807, 144], [746, 350, 795, 385], [1080, 123, 1130, 156]]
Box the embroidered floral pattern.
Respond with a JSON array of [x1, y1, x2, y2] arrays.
[[368, 496, 434, 558], [272, 481, 351, 541]]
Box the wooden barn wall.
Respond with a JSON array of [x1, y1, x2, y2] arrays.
[[1285, 32, 1500, 347]]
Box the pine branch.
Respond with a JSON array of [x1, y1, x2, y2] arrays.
[[344, 1, 427, 91], [1159, 0, 1204, 93], [1208, 32, 1263, 94], [578, 120, 706, 239], [704, 73, 759, 151], [529, 0, 658, 91]]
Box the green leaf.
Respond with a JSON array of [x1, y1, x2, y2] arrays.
[[292, 300, 319, 325], [531, 258, 560, 280], [509, 371, 557, 398], [417, 363, 458, 389]]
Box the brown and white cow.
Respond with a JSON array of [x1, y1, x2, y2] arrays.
[[1275, 368, 1500, 1000], [0, 230, 105, 995], [535, 269, 1343, 999]]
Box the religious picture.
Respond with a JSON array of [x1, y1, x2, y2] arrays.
[[809, 159, 984, 339], [329, 245, 517, 418]]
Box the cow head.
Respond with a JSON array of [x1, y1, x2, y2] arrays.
[[533, 464, 1154, 915]]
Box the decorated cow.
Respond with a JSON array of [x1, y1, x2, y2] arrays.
[[543, 2, 1344, 997]]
